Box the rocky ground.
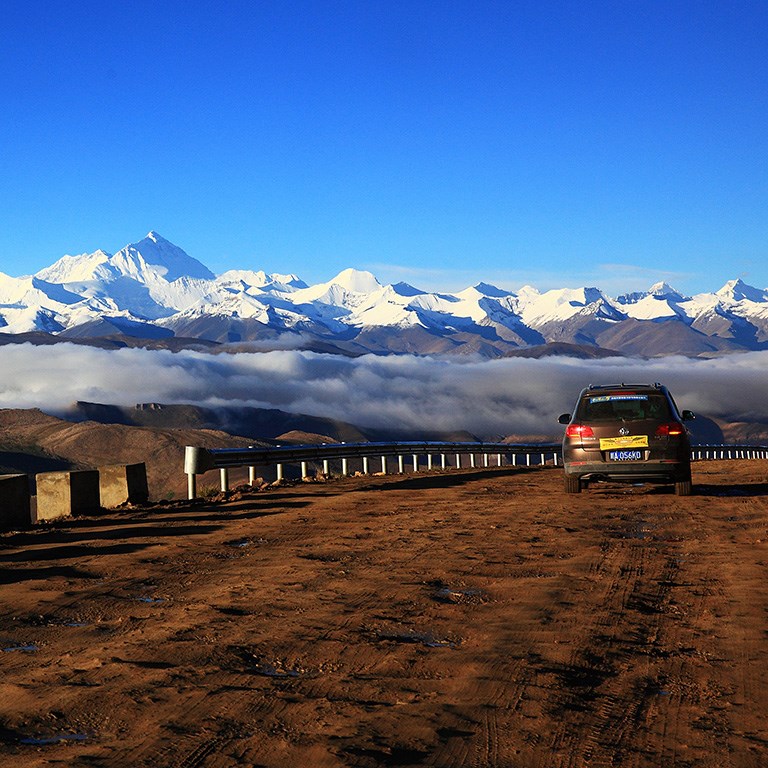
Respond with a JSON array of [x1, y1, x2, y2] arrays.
[[0, 460, 767, 766]]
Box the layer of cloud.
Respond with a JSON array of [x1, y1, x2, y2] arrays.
[[2, 343, 767, 438]]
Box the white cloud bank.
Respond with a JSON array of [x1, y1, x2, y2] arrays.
[[2, 344, 767, 437]]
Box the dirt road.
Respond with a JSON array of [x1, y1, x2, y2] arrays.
[[1, 460, 767, 767]]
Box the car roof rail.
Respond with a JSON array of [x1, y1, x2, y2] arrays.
[[587, 383, 659, 391]]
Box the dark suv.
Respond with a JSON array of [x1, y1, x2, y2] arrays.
[[558, 383, 695, 495]]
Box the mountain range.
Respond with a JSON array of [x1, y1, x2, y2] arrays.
[[2, 231, 768, 358]]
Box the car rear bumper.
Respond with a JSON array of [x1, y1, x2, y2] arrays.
[[563, 459, 689, 483]]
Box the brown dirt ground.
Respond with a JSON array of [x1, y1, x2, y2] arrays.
[[1, 460, 767, 767]]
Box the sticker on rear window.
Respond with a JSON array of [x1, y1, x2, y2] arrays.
[[589, 395, 649, 403]]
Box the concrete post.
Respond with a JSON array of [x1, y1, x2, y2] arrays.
[[381, 456, 387, 474], [483, 453, 489, 467], [99, 463, 149, 508], [220, 468, 229, 492], [497, 453, 502, 466], [470, 454, 476, 468], [441, 454, 446, 470], [455, 453, 461, 469], [276, 463, 284, 482], [0, 475, 31, 529], [362, 456, 369, 475], [412, 455, 418, 472], [341, 458, 348, 476], [526, 453, 531, 466], [323, 459, 330, 476], [427, 454, 433, 471], [301, 461, 308, 479], [248, 465, 256, 485], [36, 470, 100, 522], [398, 455, 404, 474]]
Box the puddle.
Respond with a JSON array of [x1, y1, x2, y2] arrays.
[[135, 597, 165, 604], [2, 644, 39, 653], [376, 629, 459, 649], [20, 732, 90, 745], [227, 538, 252, 548], [432, 585, 485, 604], [250, 661, 303, 678]]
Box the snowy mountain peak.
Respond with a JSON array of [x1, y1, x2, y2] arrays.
[[649, 281, 680, 297], [36, 249, 112, 283], [329, 268, 381, 293], [716, 278, 768, 303], [118, 232, 215, 282], [471, 282, 512, 298]]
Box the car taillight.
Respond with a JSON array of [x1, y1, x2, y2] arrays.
[[566, 424, 594, 438], [655, 422, 684, 436]]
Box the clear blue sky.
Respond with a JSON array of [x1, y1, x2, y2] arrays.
[[2, 0, 766, 294]]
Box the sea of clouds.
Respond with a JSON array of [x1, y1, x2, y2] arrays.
[[2, 344, 767, 438]]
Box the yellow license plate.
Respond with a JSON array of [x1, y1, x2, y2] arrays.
[[599, 435, 649, 450]]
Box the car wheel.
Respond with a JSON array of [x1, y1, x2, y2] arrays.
[[564, 475, 581, 494], [674, 478, 692, 496]]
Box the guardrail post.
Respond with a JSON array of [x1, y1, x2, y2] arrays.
[[455, 453, 461, 469], [497, 453, 502, 466], [412, 454, 418, 472], [512, 454, 517, 466], [220, 468, 229, 492], [341, 458, 348, 476], [301, 461, 308, 480], [276, 463, 284, 482], [526, 453, 531, 467], [441, 453, 447, 470], [483, 453, 489, 467], [381, 456, 387, 474], [398, 455, 404, 474], [248, 465, 256, 485], [362, 456, 369, 475], [323, 459, 330, 476], [470, 454, 476, 468], [427, 454, 433, 471], [540, 452, 545, 465]]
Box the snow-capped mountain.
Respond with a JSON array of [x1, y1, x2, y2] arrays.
[[2, 232, 768, 357]]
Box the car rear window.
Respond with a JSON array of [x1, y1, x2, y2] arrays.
[[577, 393, 672, 422]]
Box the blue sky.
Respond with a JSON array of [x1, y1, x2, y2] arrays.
[[2, 1, 766, 294]]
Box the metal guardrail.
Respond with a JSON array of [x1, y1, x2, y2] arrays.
[[183, 441, 768, 499], [184, 441, 560, 499]]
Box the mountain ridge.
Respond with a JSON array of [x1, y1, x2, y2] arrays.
[[2, 232, 768, 358]]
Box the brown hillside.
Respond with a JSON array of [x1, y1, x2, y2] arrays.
[[0, 409, 261, 500]]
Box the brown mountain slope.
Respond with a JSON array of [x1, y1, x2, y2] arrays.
[[0, 409, 260, 500]]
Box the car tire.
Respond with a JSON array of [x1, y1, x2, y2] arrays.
[[674, 478, 692, 496], [564, 475, 581, 494]]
